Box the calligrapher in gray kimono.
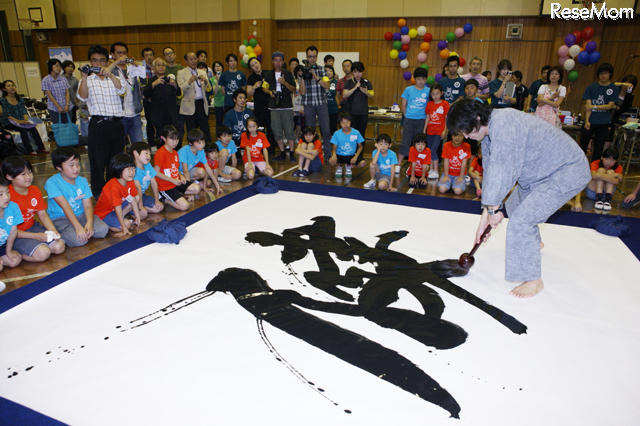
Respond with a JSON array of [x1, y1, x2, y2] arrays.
[[447, 99, 591, 297]]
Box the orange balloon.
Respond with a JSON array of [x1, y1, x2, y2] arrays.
[[397, 18, 406, 27], [410, 76, 416, 85], [420, 42, 430, 52], [439, 49, 450, 59], [253, 45, 262, 55]]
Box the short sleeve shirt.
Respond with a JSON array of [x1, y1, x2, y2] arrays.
[[590, 159, 622, 174], [94, 178, 138, 219], [219, 71, 247, 108], [41, 74, 70, 111], [154, 146, 181, 191], [439, 76, 466, 103], [344, 79, 373, 115], [0, 97, 27, 127], [407, 146, 432, 176], [326, 79, 339, 114], [372, 149, 399, 176], [470, 156, 483, 175], [528, 79, 545, 111], [223, 108, 254, 143], [45, 173, 92, 220], [298, 138, 325, 164], [331, 129, 364, 156], [240, 132, 270, 163], [9, 185, 45, 231], [247, 72, 270, 112], [178, 145, 207, 170], [216, 140, 238, 165], [264, 70, 295, 110], [0, 201, 23, 246], [583, 82, 620, 125], [134, 163, 157, 193], [489, 79, 512, 109], [301, 65, 327, 106], [401, 85, 430, 120], [461, 73, 489, 95], [441, 141, 471, 177], [426, 101, 450, 135]]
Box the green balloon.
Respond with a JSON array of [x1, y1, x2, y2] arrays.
[[426, 75, 435, 85], [446, 32, 455, 43], [568, 70, 579, 82], [249, 38, 258, 47], [393, 40, 402, 50], [241, 60, 249, 68], [243, 39, 249, 46], [420, 64, 429, 71]]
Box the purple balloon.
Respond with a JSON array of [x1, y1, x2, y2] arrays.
[[392, 32, 401, 41], [564, 33, 576, 46], [589, 51, 601, 64], [257, 54, 263, 62], [398, 51, 407, 60], [403, 71, 412, 81], [577, 50, 590, 65], [586, 40, 597, 53], [437, 40, 447, 50], [435, 73, 443, 82], [401, 26, 409, 35]]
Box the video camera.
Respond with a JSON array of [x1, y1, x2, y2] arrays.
[[78, 65, 102, 75]]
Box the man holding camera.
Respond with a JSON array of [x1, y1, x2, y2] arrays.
[[263, 52, 297, 159], [77, 45, 126, 196], [246, 57, 273, 154], [301, 46, 332, 158], [177, 52, 212, 142], [110, 41, 144, 145]]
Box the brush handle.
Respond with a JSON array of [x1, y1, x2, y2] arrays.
[[469, 225, 493, 257]]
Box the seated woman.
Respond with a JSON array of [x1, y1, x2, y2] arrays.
[[0, 80, 47, 155], [142, 58, 182, 147]]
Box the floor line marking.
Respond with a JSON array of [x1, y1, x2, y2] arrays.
[[274, 165, 299, 178], [3, 271, 55, 283]]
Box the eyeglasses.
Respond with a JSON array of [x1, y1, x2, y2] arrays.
[[307, 54, 317, 58]]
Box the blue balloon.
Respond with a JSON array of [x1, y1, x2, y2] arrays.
[[564, 33, 576, 46], [589, 51, 601, 64], [398, 51, 407, 60], [577, 51, 590, 65], [401, 26, 409, 35], [392, 32, 401, 41], [463, 23, 473, 33]]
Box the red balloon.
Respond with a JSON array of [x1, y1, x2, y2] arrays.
[[583, 26, 594, 40], [401, 43, 410, 52], [459, 57, 466, 67], [424, 33, 433, 42], [384, 31, 393, 41], [572, 30, 582, 43]]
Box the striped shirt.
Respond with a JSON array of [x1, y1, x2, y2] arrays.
[[301, 66, 327, 107], [77, 74, 126, 117], [42, 74, 69, 111]]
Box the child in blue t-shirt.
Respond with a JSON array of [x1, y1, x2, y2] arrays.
[[364, 134, 398, 191], [130, 141, 164, 214], [329, 112, 365, 178], [399, 67, 430, 167], [178, 129, 223, 195], [0, 177, 23, 272], [44, 147, 109, 247], [215, 126, 242, 182]]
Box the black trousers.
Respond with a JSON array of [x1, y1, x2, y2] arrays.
[[182, 99, 212, 142], [351, 113, 368, 140], [580, 123, 610, 161], [5, 123, 45, 153], [88, 117, 125, 196]]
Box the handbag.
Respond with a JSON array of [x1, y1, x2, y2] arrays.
[[51, 112, 79, 147]]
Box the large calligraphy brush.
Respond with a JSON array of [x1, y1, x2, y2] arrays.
[[431, 226, 492, 278]]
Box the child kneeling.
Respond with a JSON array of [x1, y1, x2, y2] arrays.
[[364, 134, 398, 191], [293, 126, 324, 177], [438, 132, 471, 195], [241, 117, 274, 179], [407, 133, 431, 189]]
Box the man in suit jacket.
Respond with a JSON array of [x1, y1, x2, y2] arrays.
[[178, 52, 212, 142]]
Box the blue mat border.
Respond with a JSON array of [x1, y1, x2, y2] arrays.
[[2, 179, 639, 424]]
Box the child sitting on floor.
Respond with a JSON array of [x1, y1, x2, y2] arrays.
[[364, 133, 398, 191], [204, 142, 222, 190], [0, 176, 23, 272], [573, 147, 623, 212], [329, 112, 365, 178], [438, 132, 471, 195], [241, 117, 274, 180], [178, 129, 223, 195], [469, 151, 483, 198], [2, 156, 65, 263], [130, 142, 164, 215], [215, 126, 242, 182], [94, 153, 146, 237], [45, 147, 108, 247], [293, 126, 324, 177], [407, 133, 431, 189]]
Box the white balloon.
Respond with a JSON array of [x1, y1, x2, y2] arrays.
[[417, 26, 427, 36], [568, 45, 581, 58], [242, 54, 249, 63], [563, 58, 575, 71], [458, 66, 464, 75], [400, 59, 409, 69], [239, 45, 247, 54]]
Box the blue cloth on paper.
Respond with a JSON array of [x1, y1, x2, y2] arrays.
[[590, 216, 631, 237], [252, 176, 279, 194], [146, 219, 187, 244]]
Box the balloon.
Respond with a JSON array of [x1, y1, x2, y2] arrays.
[[439, 49, 450, 59], [401, 34, 410, 44], [401, 26, 409, 35], [582, 26, 594, 40], [248, 35, 255, 40], [458, 67, 464, 75], [389, 49, 399, 59], [398, 51, 407, 60], [401, 43, 410, 52], [435, 73, 443, 82], [243, 39, 249, 46], [409, 28, 418, 39], [455, 27, 464, 38], [564, 58, 575, 71], [449, 51, 458, 57], [446, 32, 455, 43], [557, 45, 569, 57], [400, 59, 409, 69], [403, 71, 412, 80], [249, 38, 258, 47], [397, 18, 406, 28], [559, 56, 568, 66], [420, 42, 430, 52], [392, 32, 401, 41], [384, 31, 393, 41], [573, 30, 582, 43], [417, 52, 427, 62], [464, 23, 473, 33], [577, 50, 590, 65], [239, 45, 247, 54], [568, 70, 579, 82], [424, 33, 433, 42], [241, 60, 248, 68], [459, 57, 466, 67], [393, 40, 402, 50], [257, 54, 263, 62], [585, 40, 597, 53], [411, 77, 416, 85], [420, 64, 429, 71], [437, 40, 447, 50], [248, 53, 257, 59], [569, 44, 581, 58], [426, 76, 435, 85], [242, 54, 249, 63], [246, 46, 254, 54], [564, 33, 576, 46], [253, 45, 262, 55], [589, 51, 601, 64], [417, 26, 427, 36]]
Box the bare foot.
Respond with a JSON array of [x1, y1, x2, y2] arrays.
[[510, 279, 544, 298], [540, 241, 544, 249]]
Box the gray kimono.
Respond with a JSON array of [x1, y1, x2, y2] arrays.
[[481, 109, 591, 282]]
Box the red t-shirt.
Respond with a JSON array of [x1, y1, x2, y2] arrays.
[[425, 100, 450, 135], [94, 178, 138, 219], [9, 185, 45, 231], [406, 146, 432, 177], [207, 157, 219, 170], [154, 145, 181, 191], [298, 138, 324, 164], [470, 156, 483, 176], [441, 141, 471, 177], [240, 131, 270, 163], [590, 160, 622, 174]]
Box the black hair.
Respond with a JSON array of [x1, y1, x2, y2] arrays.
[[196, 50, 208, 58], [61, 60, 75, 70], [225, 53, 238, 64], [213, 61, 224, 71], [342, 59, 352, 65], [196, 61, 208, 69], [338, 111, 352, 123], [412, 133, 428, 145], [87, 45, 109, 61], [109, 153, 135, 179], [47, 58, 62, 74], [51, 146, 80, 170], [187, 128, 206, 144], [183, 51, 196, 61], [541, 65, 552, 73], [376, 133, 392, 144], [430, 83, 443, 97], [446, 98, 493, 135], [602, 147, 619, 160], [248, 57, 260, 67], [232, 88, 247, 102], [293, 65, 305, 76], [160, 124, 179, 140], [306, 45, 318, 55], [1, 80, 19, 100], [596, 63, 614, 79], [217, 125, 233, 138], [205, 141, 218, 154], [0, 175, 8, 188], [548, 66, 564, 84], [109, 41, 128, 54], [481, 70, 492, 77], [351, 61, 365, 72], [141, 47, 154, 57], [2, 156, 33, 179], [129, 141, 151, 155], [324, 64, 335, 75], [497, 59, 512, 72], [413, 67, 428, 78], [446, 55, 460, 67], [302, 126, 318, 140], [244, 117, 259, 138], [289, 58, 300, 66], [323, 54, 335, 63], [465, 78, 479, 88], [622, 74, 638, 88], [513, 70, 523, 81]]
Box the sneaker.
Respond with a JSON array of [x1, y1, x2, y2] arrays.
[[345, 166, 352, 177], [464, 175, 471, 184], [217, 176, 232, 183], [395, 165, 401, 175], [363, 179, 376, 189], [335, 166, 343, 177], [275, 152, 287, 161], [302, 169, 311, 176], [0, 280, 5, 293], [594, 200, 604, 210], [603, 201, 612, 211], [428, 169, 439, 180], [292, 169, 304, 177]]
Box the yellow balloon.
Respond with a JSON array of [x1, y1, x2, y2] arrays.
[[449, 51, 458, 57], [390, 49, 399, 59], [248, 53, 257, 58], [408, 28, 418, 38], [246, 46, 254, 54]]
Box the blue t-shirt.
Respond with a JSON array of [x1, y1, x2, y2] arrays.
[[439, 77, 465, 104], [178, 145, 206, 170], [331, 128, 364, 156], [218, 71, 247, 107], [583, 82, 620, 125], [223, 108, 254, 143], [134, 163, 157, 193], [401, 85, 430, 120], [373, 149, 399, 176], [45, 173, 93, 220], [216, 140, 238, 165], [489, 79, 513, 108], [0, 201, 23, 246]]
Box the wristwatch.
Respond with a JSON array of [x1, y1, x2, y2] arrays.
[[482, 204, 503, 215]]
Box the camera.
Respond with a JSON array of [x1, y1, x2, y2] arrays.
[[125, 58, 135, 64], [294, 65, 314, 80], [163, 76, 171, 83], [273, 91, 284, 107], [359, 79, 369, 87], [79, 65, 102, 75]]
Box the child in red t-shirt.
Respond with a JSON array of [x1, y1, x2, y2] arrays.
[[438, 132, 471, 195], [95, 153, 146, 237], [423, 84, 450, 180], [574, 147, 623, 212], [406, 132, 431, 189], [240, 117, 274, 180], [2, 156, 65, 262], [293, 126, 324, 177], [469, 151, 483, 198], [154, 125, 199, 211]]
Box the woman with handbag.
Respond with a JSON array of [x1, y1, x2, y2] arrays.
[[42, 58, 71, 124], [0, 80, 48, 155]]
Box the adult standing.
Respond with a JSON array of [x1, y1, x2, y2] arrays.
[[526, 65, 550, 112], [439, 56, 466, 104], [461, 57, 490, 100], [62, 61, 79, 124], [342, 61, 373, 139], [163, 46, 185, 140], [110, 42, 143, 144], [446, 99, 590, 298], [141, 47, 156, 145], [246, 57, 273, 154], [301, 46, 332, 158], [264, 52, 297, 159], [535, 66, 566, 127], [41, 58, 71, 124], [143, 58, 181, 142], [336, 59, 352, 110], [210, 61, 226, 127], [219, 54, 247, 113], [177, 52, 212, 142], [488, 59, 516, 109]]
